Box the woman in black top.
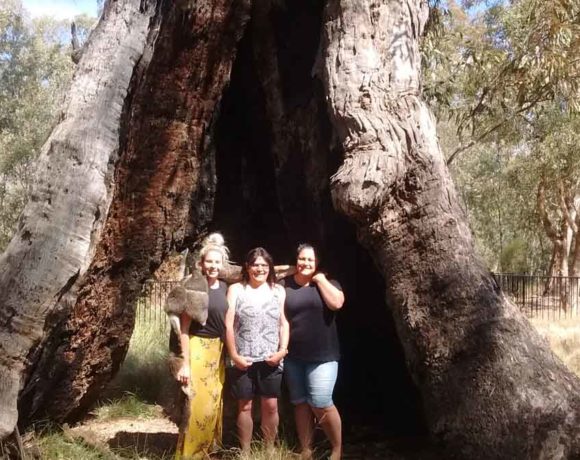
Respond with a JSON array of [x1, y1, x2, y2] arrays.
[[174, 233, 230, 459], [283, 244, 345, 460]]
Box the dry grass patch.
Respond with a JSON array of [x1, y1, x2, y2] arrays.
[[217, 441, 299, 459], [530, 315, 580, 376]]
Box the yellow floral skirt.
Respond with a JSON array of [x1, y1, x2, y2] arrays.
[[175, 335, 225, 460]]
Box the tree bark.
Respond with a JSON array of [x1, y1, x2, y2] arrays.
[[537, 177, 571, 301], [568, 195, 580, 277], [0, 0, 158, 437], [0, 0, 250, 436], [320, 0, 580, 458]]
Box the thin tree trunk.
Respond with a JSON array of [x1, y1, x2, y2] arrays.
[[538, 179, 570, 295], [320, 1, 580, 458], [571, 217, 580, 277], [567, 194, 580, 277], [543, 220, 570, 311], [569, 198, 580, 310]]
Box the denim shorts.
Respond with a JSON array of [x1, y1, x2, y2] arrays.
[[284, 358, 338, 408]]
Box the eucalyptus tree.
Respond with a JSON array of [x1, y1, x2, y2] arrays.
[[527, 108, 580, 309], [426, 0, 580, 278], [449, 138, 547, 273], [1, 1, 580, 459], [429, 0, 580, 165]]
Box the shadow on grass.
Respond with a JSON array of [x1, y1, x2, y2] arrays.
[[108, 431, 177, 458]]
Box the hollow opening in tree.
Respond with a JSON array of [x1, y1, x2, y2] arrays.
[[209, 1, 427, 436]]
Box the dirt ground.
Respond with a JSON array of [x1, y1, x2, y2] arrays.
[[64, 413, 440, 460], [68, 415, 178, 458]]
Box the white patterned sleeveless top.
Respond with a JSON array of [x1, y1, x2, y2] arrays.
[[234, 285, 282, 362]]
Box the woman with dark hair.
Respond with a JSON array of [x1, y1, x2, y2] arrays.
[[224, 247, 289, 451], [282, 244, 345, 460]]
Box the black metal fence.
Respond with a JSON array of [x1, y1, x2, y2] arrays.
[[135, 280, 179, 331], [135, 274, 580, 329], [493, 273, 580, 319]]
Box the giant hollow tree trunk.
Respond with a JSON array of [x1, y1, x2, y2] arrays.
[[1, 0, 580, 458], [321, 1, 580, 458], [214, 0, 425, 433]]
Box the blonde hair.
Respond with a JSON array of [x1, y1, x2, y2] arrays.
[[198, 232, 230, 265]]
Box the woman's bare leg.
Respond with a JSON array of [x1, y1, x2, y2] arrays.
[[237, 399, 253, 452], [295, 403, 314, 459], [312, 405, 342, 460], [260, 397, 279, 446]]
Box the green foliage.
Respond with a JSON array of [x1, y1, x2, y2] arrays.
[[0, 1, 96, 251], [425, 0, 580, 160], [449, 135, 549, 272], [500, 238, 529, 273], [427, 1, 580, 273]]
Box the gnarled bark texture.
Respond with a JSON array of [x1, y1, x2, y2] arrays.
[[0, 0, 250, 437], [0, 0, 158, 437], [321, 1, 580, 458]]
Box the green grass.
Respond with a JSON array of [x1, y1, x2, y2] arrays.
[[28, 429, 297, 460], [92, 393, 162, 421], [26, 428, 177, 459], [19, 426, 118, 460], [102, 308, 173, 404]]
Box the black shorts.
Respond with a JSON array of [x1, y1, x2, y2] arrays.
[[228, 361, 283, 399]]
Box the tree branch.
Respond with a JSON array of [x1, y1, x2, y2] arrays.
[[70, 22, 82, 64], [446, 89, 550, 166]]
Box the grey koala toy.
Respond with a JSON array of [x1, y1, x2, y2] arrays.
[[164, 268, 209, 398], [164, 269, 209, 335]]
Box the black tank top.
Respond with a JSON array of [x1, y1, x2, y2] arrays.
[[282, 276, 341, 362], [190, 280, 228, 339]]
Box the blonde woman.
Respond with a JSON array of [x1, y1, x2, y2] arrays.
[[174, 233, 230, 460]]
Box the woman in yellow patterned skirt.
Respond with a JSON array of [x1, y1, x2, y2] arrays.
[[175, 233, 230, 459]]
